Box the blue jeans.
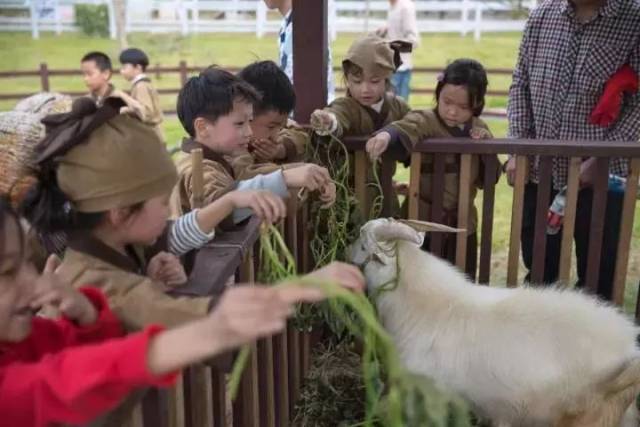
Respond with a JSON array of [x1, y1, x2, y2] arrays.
[[391, 70, 412, 101]]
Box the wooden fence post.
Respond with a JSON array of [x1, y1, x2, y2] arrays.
[[39, 63, 50, 92], [179, 60, 188, 87]]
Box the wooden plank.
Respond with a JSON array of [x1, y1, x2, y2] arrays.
[[183, 366, 213, 427], [287, 325, 301, 418], [478, 154, 498, 284], [292, 0, 328, 122], [39, 62, 49, 92], [612, 158, 640, 305], [530, 156, 553, 284], [142, 388, 170, 427], [429, 154, 446, 257], [297, 202, 311, 273], [507, 156, 528, 287], [191, 148, 204, 209], [408, 152, 423, 220], [273, 331, 290, 426], [354, 151, 369, 218], [455, 154, 472, 270], [210, 369, 226, 427], [558, 157, 581, 285], [585, 157, 610, 294], [167, 377, 185, 427], [380, 156, 395, 217], [257, 338, 276, 427], [301, 330, 311, 377]]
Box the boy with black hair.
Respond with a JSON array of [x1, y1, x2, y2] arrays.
[[238, 60, 309, 163], [80, 51, 114, 106], [170, 66, 336, 222], [118, 47, 164, 141]]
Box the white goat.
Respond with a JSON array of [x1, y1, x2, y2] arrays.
[[348, 218, 640, 427]]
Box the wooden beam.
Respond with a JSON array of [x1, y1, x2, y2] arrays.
[[292, 0, 328, 123]]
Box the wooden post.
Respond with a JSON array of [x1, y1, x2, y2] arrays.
[[408, 152, 422, 219], [39, 63, 50, 92], [585, 157, 610, 294], [478, 154, 498, 284], [191, 149, 204, 209], [354, 151, 369, 219], [257, 338, 276, 427], [612, 158, 640, 304], [179, 60, 189, 87], [380, 157, 395, 217], [292, 0, 328, 123], [530, 157, 553, 284], [455, 154, 472, 270], [272, 331, 290, 426], [429, 154, 446, 257], [506, 156, 528, 287], [558, 157, 581, 285], [287, 324, 301, 418]]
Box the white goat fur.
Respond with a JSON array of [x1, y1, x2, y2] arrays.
[[349, 219, 640, 426]]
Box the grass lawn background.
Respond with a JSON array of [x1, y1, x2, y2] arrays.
[[1, 31, 637, 311]]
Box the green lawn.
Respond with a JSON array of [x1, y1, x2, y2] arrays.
[[1, 31, 638, 310]]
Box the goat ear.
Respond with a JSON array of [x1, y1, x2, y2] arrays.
[[397, 219, 466, 234]]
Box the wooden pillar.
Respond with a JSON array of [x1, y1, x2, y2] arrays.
[[292, 0, 328, 123]]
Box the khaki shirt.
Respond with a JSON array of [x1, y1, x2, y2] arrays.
[[389, 109, 502, 232], [57, 233, 212, 332], [130, 78, 164, 140]]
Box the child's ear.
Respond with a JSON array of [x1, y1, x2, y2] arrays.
[[107, 207, 132, 227], [193, 117, 210, 139]]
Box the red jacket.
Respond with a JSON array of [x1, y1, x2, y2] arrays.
[[0, 287, 177, 427]]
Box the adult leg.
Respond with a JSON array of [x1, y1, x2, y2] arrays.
[[521, 182, 561, 284]]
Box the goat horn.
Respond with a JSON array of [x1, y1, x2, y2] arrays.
[[397, 219, 466, 233], [372, 221, 422, 244]]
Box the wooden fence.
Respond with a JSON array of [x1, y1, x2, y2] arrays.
[[0, 61, 512, 117], [129, 136, 640, 427]]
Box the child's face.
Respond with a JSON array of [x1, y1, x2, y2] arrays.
[[0, 218, 38, 343], [346, 70, 387, 107], [120, 63, 142, 81], [437, 84, 474, 127], [196, 100, 254, 155], [81, 60, 111, 93], [250, 110, 288, 142], [117, 195, 171, 247]]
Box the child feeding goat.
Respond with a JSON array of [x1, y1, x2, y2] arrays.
[[348, 218, 640, 427]]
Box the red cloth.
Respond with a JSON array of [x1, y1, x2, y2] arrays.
[[590, 64, 639, 127], [0, 287, 178, 427]]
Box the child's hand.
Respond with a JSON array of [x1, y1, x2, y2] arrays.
[[283, 164, 331, 192], [250, 137, 286, 161], [470, 127, 492, 140], [310, 110, 337, 135], [204, 285, 325, 350], [504, 157, 517, 187], [304, 261, 365, 292], [147, 252, 188, 288], [365, 132, 391, 161], [579, 157, 597, 188], [319, 181, 336, 208], [30, 255, 98, 326], [228, 190, 287, 224]]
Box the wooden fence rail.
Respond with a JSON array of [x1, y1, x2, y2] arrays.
[[0, 62, 513, 117], [344, 136, 640, 315]]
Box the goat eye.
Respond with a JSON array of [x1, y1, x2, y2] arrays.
[[361, 244, 366, 251]]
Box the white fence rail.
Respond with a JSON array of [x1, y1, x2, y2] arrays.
[[0, 0, 536, 40]]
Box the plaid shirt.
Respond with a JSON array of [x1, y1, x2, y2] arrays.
[[508, 0, 640, 188]]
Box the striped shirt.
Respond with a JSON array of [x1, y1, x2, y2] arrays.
[[507, 0, 640, 189], [168, 210, 215, 256]]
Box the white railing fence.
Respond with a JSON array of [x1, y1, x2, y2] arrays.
[[0, 0, 538, 40]]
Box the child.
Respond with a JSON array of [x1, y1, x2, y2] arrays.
[[80, 51, 114, 106], [117, 47, 165, 142], [0, 196, 335, 427], [365, 59, 501, 278], [171, 66, 336, 220], [309, 34, 412, 217], [238, 60, 309, 163]]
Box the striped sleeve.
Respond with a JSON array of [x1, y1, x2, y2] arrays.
[[168, 210, 216, 256]]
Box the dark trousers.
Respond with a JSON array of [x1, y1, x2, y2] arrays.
[[521, 182, 624, 300], [423, 232, 478, 281]]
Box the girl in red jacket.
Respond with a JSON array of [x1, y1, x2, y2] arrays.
[[0, 196, 336, 427]]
